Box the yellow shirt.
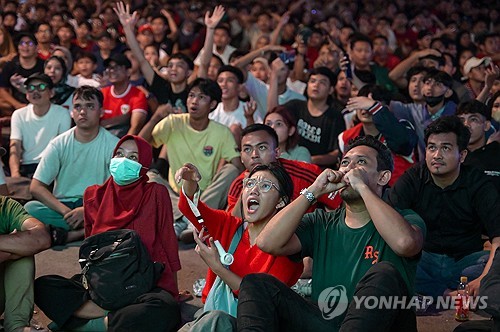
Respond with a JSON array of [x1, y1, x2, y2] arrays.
[[152, 113, 240, 193]]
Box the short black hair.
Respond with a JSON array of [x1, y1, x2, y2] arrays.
[[168, 53, 194, 70], [423, 69, 453, 89], [248, 162, 293, 205], [217, 65, 244, 83], [349, 32, 373, 50], [75, 51, 97, 64], [424, 116, 471, 151], [406, 65, 429, 81], [241, 124, 279, 149], [189, 78, 222, 105], [344, 135, 394, 172], [73, 86, 104, 108], [357, 84, 393, 105], [456, 100, 491, 121], [308, 67, 337, 87]]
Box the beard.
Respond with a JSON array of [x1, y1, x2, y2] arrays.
[[340, 186, 363, 203]]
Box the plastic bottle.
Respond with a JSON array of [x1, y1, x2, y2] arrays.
[[455, 276, 470, 321]]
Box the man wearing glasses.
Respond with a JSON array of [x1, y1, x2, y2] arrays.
[[0, 33, 44, 113], [9, 73, 71, 179], [25, 86, 119, 245]]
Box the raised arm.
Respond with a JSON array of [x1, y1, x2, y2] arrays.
[[476, 63, 500, 104], [388, 49, 442, 88], [233, 44, 285, 82], [161, 9, 178, 41], [257, 169, 346, 255], [267, 57, 285, 112], [114, 2, 155, 85], [269, 11, 290, 46], [197, 5, 226, 79]]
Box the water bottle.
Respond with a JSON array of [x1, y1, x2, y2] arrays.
[[455, 276, 470, 321]]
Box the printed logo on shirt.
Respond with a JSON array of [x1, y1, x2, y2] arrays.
[[364, 245, 379, 264], [297, 119, 321, 144], [121, 104, 131, 114], [203, 146, 213, 156]]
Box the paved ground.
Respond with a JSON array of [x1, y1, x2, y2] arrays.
[[32, 243, 490, 331]]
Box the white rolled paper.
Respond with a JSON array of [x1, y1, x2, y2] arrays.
[[214, 240, 234, 265]]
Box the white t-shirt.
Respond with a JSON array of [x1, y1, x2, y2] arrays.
[[33, 127, 119, 200], [209, 100, 263, 128], [194, 44, 237, 65], [10, 104, 71, 165]]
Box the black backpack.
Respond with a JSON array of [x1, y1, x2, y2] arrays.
[[79, 229, 164, 310]]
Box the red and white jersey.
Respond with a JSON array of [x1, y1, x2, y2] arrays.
[[102, 84, 148, 120]]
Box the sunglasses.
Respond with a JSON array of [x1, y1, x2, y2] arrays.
[[26, 83, 49, 92], [243, 178, 280, 193]]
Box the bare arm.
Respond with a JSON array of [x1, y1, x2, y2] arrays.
[[0, 88, 25, 110], [267, 58, 283, 112], [269, 11, 290, 46], [161, 9, 178, 41], [138, 104, 172, 143], [114, 2, 155, 85], [468, 237, 500, 296], [30, 179, 71, 216], [198, 6, 226, 79], [128, 112, 147, 135], [233, 44, 285, 82], [388, 49, 442, 88], [476, 64, 500, 104], [0, 218, 51, 257], [8, 139, 22, 178]]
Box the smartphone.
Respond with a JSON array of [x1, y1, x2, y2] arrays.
[[279, 50, 296, 65], [344, 54, 353, 79]]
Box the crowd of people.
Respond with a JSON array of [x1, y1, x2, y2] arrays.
[[0, 0, 499, 331]]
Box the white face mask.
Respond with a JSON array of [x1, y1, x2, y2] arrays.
[[109, 157, 142, 186]]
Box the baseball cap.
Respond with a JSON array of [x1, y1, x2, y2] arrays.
[[138, 24, 152, 34], [463, 57, 491, 76], [104, 53, 132, 69], [25, 73, 54, 90]]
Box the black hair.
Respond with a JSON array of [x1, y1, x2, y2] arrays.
[[373, 34, 388, 44], [151, 14, 168, 25], [247, 162, 293, 205], [214, 23, 231, 36], [73, 86, 104, 108], [168, 53, 194, 70], [189, 78, 222, 105], [357, 84, 393, 105], [406, 65, 429, 81], [345, 135, 394, 172], [457, 100, 491, 121], [75, 51, 97, 64], [308, 67, 337, 87], [217, 65, 244, 83], [423, 68, 453, 89], [78, 21, 92, 32], [241, 124, 279, 149], [424, 116, 471, 151], [45, 55, 68, 77], [349, 32, 373, 50]]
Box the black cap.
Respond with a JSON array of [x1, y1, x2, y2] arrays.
[[104, 53, 132, 69], [25, 73, 54, 89]]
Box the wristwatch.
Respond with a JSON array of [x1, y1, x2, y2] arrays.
[[300, 188, 317, 205]]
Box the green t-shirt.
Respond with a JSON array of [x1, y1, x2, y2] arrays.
[[296, 207, 425, 303], [0, 197, 31, 234]]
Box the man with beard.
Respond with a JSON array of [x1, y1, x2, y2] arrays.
[[388, 116, 500, 299], [236, 135, 425, 332]]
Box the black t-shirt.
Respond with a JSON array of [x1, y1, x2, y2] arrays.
[[285, 99, 345, 156], [463, 141, 500, 191], [148, 73, 188, 112], [0, 56, 45, 104], [387, 164, 500, 259]]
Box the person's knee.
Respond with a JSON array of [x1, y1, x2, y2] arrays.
[[357, 262, 408, 295], [241, 273, 278, 289]]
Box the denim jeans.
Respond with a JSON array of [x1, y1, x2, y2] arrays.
[[237, 262, 417, 332], [415, 250, 489, 298]]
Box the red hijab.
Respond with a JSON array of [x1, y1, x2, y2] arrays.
[[84, 135, 155, 234]]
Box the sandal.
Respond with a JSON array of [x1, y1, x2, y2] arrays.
[[49, 225, 68, 246]]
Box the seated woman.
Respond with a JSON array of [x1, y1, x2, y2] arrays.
[[176, 162, 303, 330], [44, 55, 75, 111], [34, 135, 181, 332], [264, 105, 312, 163]]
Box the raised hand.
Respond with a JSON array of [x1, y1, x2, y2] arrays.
[[309, 169, 347, 197], [113, 1, 138, 28], [175, 163, 202, 184], [345, 96, 376, 112], [205, 5, 225, 30]]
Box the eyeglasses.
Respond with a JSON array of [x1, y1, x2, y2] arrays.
[[243, 178, 280, 193], [19, 41, 35, 47], [105, 65, 125, 72], [26, 83, 49, 92], [73, 103, 97, 112]]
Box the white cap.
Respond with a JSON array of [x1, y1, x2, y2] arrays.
[[464, 57, 491, 76]]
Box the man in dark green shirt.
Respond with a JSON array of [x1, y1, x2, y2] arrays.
[[237, 136, 425, 332], [0, 196, 51, 332]]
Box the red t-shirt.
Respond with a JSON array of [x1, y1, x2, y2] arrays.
[[101, 84, 148, 120], [227, 158, 340, 213], [179, 191, 303, 302]]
